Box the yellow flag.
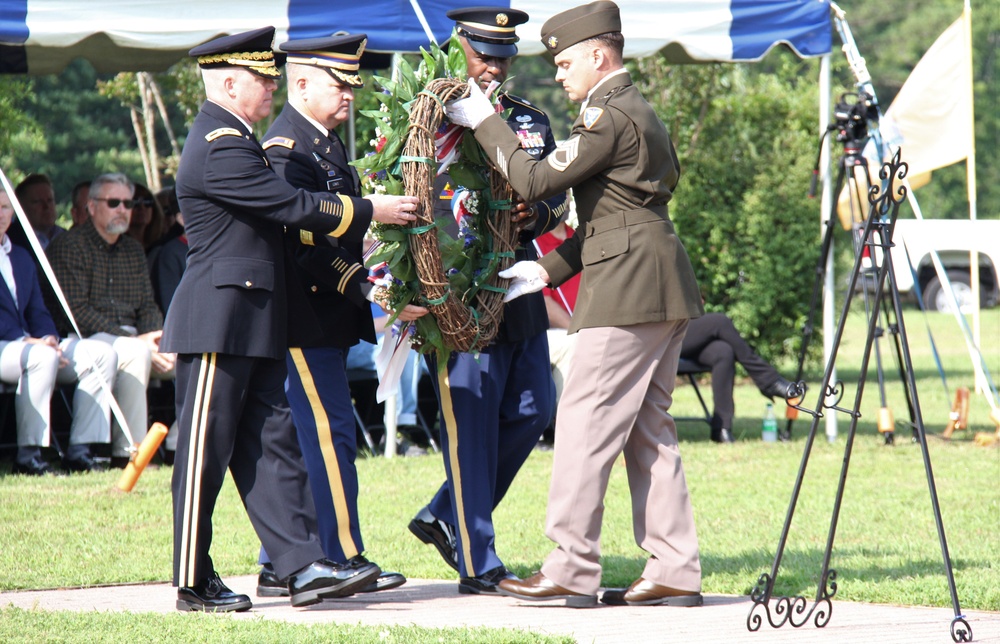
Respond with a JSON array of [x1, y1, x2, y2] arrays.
[[882, 12, 974, 186], [836, 11, 973, 228]]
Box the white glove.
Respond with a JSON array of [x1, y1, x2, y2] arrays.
[[445, 78, 495, 129], [498, 261, 547, 302]]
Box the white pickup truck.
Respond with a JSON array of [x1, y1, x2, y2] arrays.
[[884, 219, 1000, 312]]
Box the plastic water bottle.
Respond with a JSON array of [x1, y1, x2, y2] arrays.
[[762, 403, 778, 443]]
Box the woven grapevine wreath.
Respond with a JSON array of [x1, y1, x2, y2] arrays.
[[352, 40, 519, 359]]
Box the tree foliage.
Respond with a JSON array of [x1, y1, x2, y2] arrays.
[[0, 76, 41, 186], [4, 60, 145, 217], [634, 55, 822, 362]]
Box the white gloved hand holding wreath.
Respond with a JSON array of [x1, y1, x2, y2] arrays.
[[498, 261, 550, 302], [445, 78, 497, 129]]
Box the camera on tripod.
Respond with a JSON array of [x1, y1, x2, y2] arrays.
[[833, 90, 878, 152]]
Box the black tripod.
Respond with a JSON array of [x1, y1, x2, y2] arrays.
[[783, 91, 915, 443], [745, 150, 972, 643]]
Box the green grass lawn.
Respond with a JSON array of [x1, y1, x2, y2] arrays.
[[1, 308, 997, 640]]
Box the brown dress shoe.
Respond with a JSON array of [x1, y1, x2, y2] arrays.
[[497, 572, 597, 608], [619, 577, 703, 607]]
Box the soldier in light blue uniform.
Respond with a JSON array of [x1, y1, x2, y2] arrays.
[[407, 6, 569, 595]]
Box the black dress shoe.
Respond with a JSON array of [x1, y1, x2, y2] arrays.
[[408, 506, 459, 572], [12, 459, 59, 476], [177, 572, 252, 612], [109, 456, 131, 469], [761, 377, 796, 401], [62, 452, 101, 473], [288, 557, 381, 607], [459, 565, 517, 595], [710, 428, 735, 444], [256, 563, 288, 597], [359, 571, 407, 593]]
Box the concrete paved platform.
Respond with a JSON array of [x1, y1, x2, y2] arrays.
[[3, 575, 998, 643]]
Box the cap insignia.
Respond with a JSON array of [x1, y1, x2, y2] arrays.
[[547, 36, 558, 50], [496, 13, 509, 26]]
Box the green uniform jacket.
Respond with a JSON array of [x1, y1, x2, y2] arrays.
[[474, 71, 703, 333]]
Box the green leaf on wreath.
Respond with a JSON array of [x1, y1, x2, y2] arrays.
[[459, 132, 489, 168], [448, 162, 487, 191], [392, 254, 416, 283], [446, 31, 467, 79], [382, 173, 404, 195]]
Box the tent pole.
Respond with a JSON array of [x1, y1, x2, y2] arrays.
[[819, 52, 837, 442]]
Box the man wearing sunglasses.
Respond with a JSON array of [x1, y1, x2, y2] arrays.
[[46, 173, 175, 471]]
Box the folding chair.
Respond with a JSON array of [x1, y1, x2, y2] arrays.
[[674, 358, 712, 426]]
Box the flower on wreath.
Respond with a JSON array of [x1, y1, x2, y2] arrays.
[[350, 32, 511, 359]]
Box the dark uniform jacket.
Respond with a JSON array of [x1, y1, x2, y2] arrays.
[[262, 104, 376, 349], [162, 100, 373, 359], [474, 73, 703, 332], [434, 93, 568, 345]]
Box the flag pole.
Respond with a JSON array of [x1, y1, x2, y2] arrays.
[[962, 0, 983, 393]]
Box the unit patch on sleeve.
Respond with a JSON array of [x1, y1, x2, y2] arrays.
[[583, 107, 604, 130]]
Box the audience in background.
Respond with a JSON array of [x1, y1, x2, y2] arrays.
[[13, 174, 65, 249], [148, 210, 186, 315], [45, 173, 174, 467], [146, 187, 186, 459], [69, 181, 91, 229], [127, 183, 165, 251], [345, 302, 427, 452], [154, 185, 183, 244], [0, 187, 117, 475]]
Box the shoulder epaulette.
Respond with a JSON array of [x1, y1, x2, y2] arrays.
[[503, 93, 545, 115], [205, 127, 243, 142], [263, 136, 296, 150]]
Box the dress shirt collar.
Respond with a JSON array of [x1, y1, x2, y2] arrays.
[[207, 99, 254, 133], [290, 103, 329, 138]]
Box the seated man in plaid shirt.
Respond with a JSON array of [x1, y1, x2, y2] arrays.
[[46, 173, 175, 469]]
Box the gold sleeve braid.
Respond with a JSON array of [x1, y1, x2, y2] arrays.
[[324, 194, 355, 238]]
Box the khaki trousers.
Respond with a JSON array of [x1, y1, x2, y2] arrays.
[[541, 319, 702, 595]]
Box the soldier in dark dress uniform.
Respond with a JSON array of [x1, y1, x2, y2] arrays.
[[406, 7, 569, 595], [447, 1, 706, 608], [163, 27, 416, 613], [252, 33, 417, 598]]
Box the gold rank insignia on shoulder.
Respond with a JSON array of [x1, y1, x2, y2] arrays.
[[300, 230, 315, 246], [205, 127, 243, 141], [263, 136, 296, 150], [583, 107, 604, 130]]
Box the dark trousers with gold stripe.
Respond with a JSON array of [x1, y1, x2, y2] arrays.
[[283, 346, 364, 562], [425, 332, 555, 578], [171, 352, 324, 587]]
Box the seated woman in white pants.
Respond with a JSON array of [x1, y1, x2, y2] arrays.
[[0, 188, 117, 474]]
